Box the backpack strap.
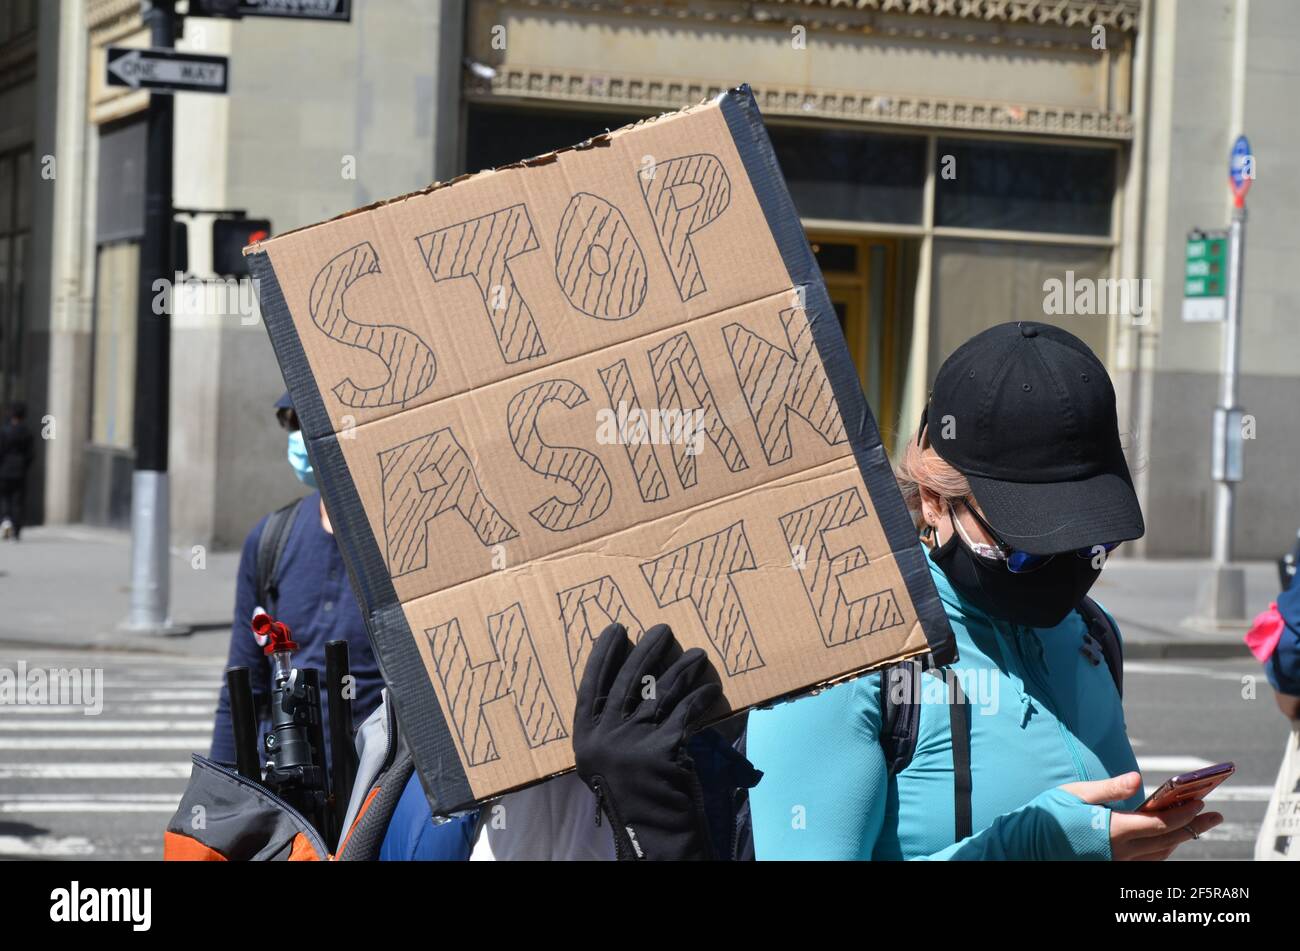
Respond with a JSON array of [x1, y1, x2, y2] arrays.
[[947, 672, 972, 841], [334, 750, 415, 861], [879, 660, 972, 841], [878, 660, 924, 776], [255, 497, 303, 617], [1077, 595, 1124, 699]]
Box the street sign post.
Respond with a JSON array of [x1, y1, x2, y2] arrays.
[[1182, 231, 1227, 323], [106, 47, 229, 95], [1196, 134, 1253, 627], [1230, 134, 1254, 207], [118, 7, 189, 637], [116, 0, 351, 640]]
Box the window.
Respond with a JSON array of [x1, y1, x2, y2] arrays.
[[935, 139, 1116, 237], [0, 0, 37, 45], [465, 106, 647, 172], [91, 118, 148, 450], [930, 237, 1112, 373], [91, 242, 138, 450], [766, 126, 925, 225], [0, 149, 33, 406], [465, 106, 926, 226]]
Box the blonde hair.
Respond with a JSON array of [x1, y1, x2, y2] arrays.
[[893, 425, 971, 530]]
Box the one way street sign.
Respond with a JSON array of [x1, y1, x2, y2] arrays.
[[106, 47, 229, 95]]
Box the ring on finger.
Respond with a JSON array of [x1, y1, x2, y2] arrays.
[[1189, 827, 1200, 841]]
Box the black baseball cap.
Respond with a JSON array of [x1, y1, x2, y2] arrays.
[[920, 322, 1144, 555]]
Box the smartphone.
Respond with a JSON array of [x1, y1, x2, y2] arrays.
[[1137, 761, 1235, 813]]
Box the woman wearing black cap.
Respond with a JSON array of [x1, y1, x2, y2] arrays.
[[743, 322, 1222, 860]]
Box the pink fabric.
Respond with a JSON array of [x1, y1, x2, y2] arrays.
[[1244, 602, 1285, 662]]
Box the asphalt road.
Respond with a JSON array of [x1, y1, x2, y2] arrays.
[[0, 647, 224, 860], [1122, 656, 1293, 860], [0, 648, 1291, 860]]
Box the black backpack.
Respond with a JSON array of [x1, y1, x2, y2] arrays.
[[255, 497, 305, 617], [728, 596, 1122, 857]]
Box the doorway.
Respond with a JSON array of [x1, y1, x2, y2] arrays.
[[807, 233, 900, 429]]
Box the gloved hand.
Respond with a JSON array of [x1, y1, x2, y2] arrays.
[[572, 622, 723, 860]]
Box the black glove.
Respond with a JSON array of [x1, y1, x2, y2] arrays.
[[573, 622, 723, 860]]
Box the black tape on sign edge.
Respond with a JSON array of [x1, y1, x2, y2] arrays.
[[247, 250, 473, 815], [717, 84, 957, 667]]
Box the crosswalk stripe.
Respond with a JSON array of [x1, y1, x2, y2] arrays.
[[1199, 821, 1263, 843], [0, 719, 212, 731], [1, 793, 179, 802], [1137, 756, 1215, 772], [0, 651, 226, 856], [1206, 785, 1274, 803], [0, 835, 96, 857], [0, 703, 215, 715], [1126, 661, 1249, 681], [0, 737, 210, 750], [0, 690, 223, 703], [0, 763, 194, 779], [1, 801, 180, 813]]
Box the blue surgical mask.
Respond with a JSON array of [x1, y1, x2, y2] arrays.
[[287, 429, 317, 488]]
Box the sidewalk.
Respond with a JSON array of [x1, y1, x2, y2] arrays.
[[1090, 556, 1272, 659], [0, 525, 1274, 660], [0, 524, 239, 659]]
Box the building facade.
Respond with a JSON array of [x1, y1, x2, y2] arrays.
[[13, 0, 1300, 558]]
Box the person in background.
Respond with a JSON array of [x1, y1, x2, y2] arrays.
[[0, 401, 35, 541], [209, 392, 384, 770], [210, 392, 478, 860], [1245, 569, 1300, 723]]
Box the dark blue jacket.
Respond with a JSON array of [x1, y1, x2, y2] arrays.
[[210, 492, 384, 769], [1269, 570, 1300, 696], [378, 774, 479, 860]]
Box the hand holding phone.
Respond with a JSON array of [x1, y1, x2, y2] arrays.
[[1060, 771, 1224, 859], [1138, 761, 1235, 813]]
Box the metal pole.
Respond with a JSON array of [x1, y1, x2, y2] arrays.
[[1197, 204, 1248, 626], [123, 0, 185, 635], [1212, 206, 1246, 567]]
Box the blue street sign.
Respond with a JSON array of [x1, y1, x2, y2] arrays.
[[1229, 135, 1252, 191]]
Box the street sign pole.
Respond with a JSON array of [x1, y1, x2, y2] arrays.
[[122, 0, 187, 636], [1213, 204, 1246, 568], [1197, 135, 1252, 627]]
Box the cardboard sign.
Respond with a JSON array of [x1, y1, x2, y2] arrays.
[[249, 85, 955, 814]]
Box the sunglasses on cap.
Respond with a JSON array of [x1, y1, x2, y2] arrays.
[[948, 498, 1120, 573]]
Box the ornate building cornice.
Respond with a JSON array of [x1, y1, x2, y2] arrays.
[[497, 0, 1140, 39], [763, 0, 1139, 32], [468, 67, 1134, 140]]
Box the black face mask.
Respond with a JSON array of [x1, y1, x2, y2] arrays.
[[930, 529, 1102, 629]]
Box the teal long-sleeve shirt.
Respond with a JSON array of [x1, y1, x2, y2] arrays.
[[747, 550, 1144, 860]]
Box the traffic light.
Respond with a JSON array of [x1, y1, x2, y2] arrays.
[[213, 217, 271, 277]]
